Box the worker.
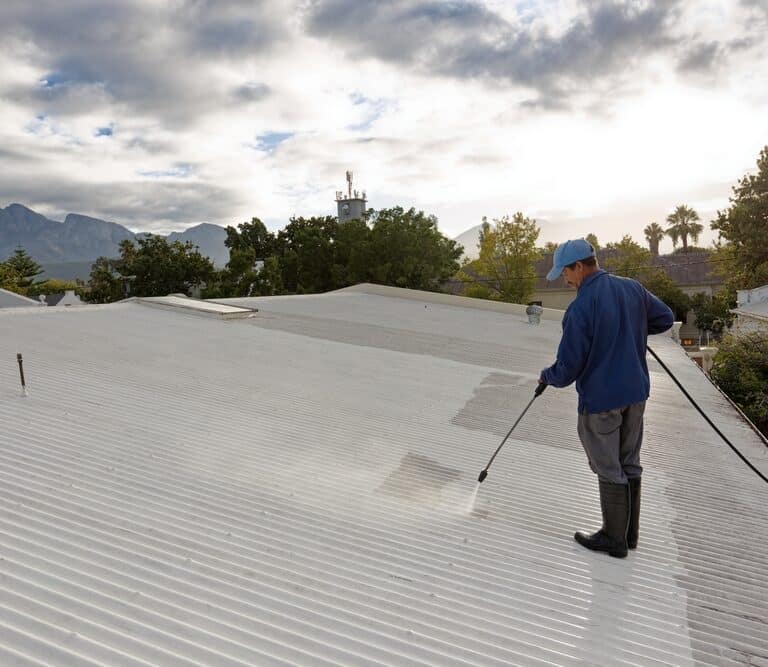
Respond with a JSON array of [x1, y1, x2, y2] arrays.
[[540, 239, 674, 558]]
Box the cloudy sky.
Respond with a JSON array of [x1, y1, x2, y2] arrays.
[[1, 0, 766, 251]]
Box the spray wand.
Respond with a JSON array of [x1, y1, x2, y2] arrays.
[[477, 382, 547, 483]]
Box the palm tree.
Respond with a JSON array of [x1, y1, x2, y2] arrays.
[[643, 222, 665, 256], [665, 205, 703, 252]]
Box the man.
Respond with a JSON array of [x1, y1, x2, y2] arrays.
[[540, 239, 674, 558]]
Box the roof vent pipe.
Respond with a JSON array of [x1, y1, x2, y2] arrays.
[[17, 353, 28, 397], [526, 302, 543, 325]]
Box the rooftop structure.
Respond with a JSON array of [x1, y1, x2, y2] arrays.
[[0, 286, 766, 665], [733, 283, 768, 335], [335, 170, 367, 223], [0, 287, 43, 309]]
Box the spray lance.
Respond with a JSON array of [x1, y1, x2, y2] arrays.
[[477, 382, 547, 483]]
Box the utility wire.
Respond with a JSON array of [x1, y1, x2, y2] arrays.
[[647, 345, 768, 485]]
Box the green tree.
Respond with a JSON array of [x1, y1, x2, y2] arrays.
[[4, 247, 43, 291], [275, 216, 338, 293], [604, 235, 651, 280], [585, 233, 600, 251], [367, 207, 463, 291], [85, 237, 215, 301], [710, 333, 768, 437], [641, 270, 690, 321], [710, 145, 768, 290], [224, 217, 276, 258], [690, 290, 734, 336], [84, 257, 124, 303], [209, 248, 258, 298], [26, 279, 79, 298], [643, 222, 665, 256], [216, 217, 281, 297], [122, 236, 215, 297], [542, 241, 558, 253], [208, 248, 284, 298], [331, 218, 372, 287], [666, 205, 703, 253], [254, 256, 284, 296], [0, 261, 22, 292], [460, 213, 541, 303]]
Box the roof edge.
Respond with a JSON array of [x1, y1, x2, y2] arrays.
[[0, 287, 44, 306], [335, 283, 565, 321]]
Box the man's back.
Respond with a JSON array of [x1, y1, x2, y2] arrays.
[[543, 270, 674, 413]]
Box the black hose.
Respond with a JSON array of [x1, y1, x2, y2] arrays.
[[647, 345, 768, 485]]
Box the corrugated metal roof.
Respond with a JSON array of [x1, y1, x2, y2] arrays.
[[1, 286, 766, 666]]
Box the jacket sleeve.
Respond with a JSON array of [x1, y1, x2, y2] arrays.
[[541, 306, 592, 388], [645, 288, 675, 334]]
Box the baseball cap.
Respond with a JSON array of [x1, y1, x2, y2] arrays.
[[546, 239, 596, 281]]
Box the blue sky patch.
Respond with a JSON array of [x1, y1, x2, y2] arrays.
[[255, 131, 294, 152], [347, 93, 389, 132], [40, 72, 70, 88], [96, 126, 113, 137]]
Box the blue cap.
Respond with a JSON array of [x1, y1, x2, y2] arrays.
[[546, 239, 595, 281]]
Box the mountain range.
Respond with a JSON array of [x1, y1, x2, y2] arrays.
[[0, 203, 230, 278], [2, 202, 483, 281]]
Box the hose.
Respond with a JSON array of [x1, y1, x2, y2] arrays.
[[647, 345, 768, 485]]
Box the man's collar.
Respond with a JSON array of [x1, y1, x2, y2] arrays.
[[578, 269, 605, 291]]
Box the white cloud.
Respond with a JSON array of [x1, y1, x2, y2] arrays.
[[0, 0, 766, 247]]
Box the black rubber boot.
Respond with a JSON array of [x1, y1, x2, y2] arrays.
[[574, 480, 630, 558], [627, 477, 641, 550]]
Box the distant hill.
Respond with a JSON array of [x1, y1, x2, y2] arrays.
[[39, 261, 100, 282], [168, 223, 229, 267], [1, 204, 230, 278], [453, 224, 482, 261], [0, 204, 135, 263]]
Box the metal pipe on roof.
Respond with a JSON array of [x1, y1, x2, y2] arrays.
[[17, 353, 28, 397]]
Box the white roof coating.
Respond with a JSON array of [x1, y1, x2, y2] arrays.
[[0, 288, 42, 309], [0, 286, 767, 666]]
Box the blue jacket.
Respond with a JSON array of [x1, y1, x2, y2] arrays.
[[541, 270, 674, 414]]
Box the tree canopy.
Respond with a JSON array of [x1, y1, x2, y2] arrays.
[[84, 236, 215, 302], [585, 233, 600, 251], [0, 260, 22, 293], [225, 217, 276, 258], [603, 235, 651, 280], [641, 270, 690, 321], [367, 207, 463, 291], [3, 247, 43, 290], [275, 215, 338, 293], [460, 213, 541, 303], [690, 290, 734, 335], [711, 332, 768, 437], [206, 206, 461, 297], [711, 145, 768, 290]]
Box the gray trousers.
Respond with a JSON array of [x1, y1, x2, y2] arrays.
[[577, 401, 645, 485]]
